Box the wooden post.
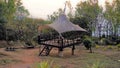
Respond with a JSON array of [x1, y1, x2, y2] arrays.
[[72, 40, 75, 55], [58, 49, 63, 57], [89, 45, 92, 53], [58, 35, 64, 57]]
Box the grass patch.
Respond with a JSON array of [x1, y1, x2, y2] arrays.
[[80, 53, 120, 68], [40, 51, 120, 68], [0, 59, 19, 65], [117, 44, 120, 50], [0, 52, 8, 57], [32, 60, 60, 68], [87, 60, 105, 68]]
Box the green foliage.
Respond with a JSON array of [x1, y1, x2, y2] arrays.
[[95, 45, 100, 49], [104, 0, 120, 36], [17, 22, 38, 42], [13, 17, 50, 45], [83, 36, 94, 50], [0, 0, 29, 26], [105, 0, 120, 23], [0, 0, 30, 41], [107, 45, 113, 50], [48, 8, 63, 22], [73, 0, 102, 35], [117, 44, 120, 50], [100, 38, 106, 45], [117, 44, 120, 48], [0, 1, 7, 24], [33, 61, 59, 68], [98, 37, 118, 45], [87, 61, 105, 68], [0, 59, 16, 65], [0, 24, 6, 40], [1, 0, 16, 23], [36, 61, 49, 68], [0, 59, 11, 65], [70, 17, 89, 31], [76, 1, 102, 20], [15, 0, 29, 21], [102, 45, 117, 51], [6, 0, 29, 28]]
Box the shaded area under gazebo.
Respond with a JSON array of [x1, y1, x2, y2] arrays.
[[38, 13, 86, 56]]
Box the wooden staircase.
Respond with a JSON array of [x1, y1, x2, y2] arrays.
[[39, 46, 53, 56]]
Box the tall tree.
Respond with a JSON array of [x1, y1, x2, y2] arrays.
[[0, 0, 16, 40], [0, 0, 29, 41], [0, 0, 29, 26], [74, 0, 102, 35], [47, 8, 63, 22], [15, 0, 29, 21], [104, 0, 120, 36], [0, 0, 7, 25]]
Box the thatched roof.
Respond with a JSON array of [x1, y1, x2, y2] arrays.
[[48, 13, 86, 34]]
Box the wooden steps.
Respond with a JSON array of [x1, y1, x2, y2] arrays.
[[39, 46, 53, 56]]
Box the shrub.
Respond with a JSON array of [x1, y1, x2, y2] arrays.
[[92, 37, 99, 44], [103, 45, 113, 51], [87, 61, 105, 68], [33, 61, 59, 68], [83, 37, 92, 50], [95, 45, 100, 49], [117, 44, 120, 50], [99, 38, 117, 45], [83, 36, 95, 51], [36, 61, 49, 68], [100, 38, 106, 45], [107, 45, 113, 49], [0, 25, 6, 40]]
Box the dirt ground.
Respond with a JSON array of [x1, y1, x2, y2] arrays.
[[0, 44, 120, 68], [0, 47, 41, 68]]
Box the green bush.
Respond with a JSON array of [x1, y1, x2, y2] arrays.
[[98, 38, 117, 45], [117, 44, 120, 50], [0, 25, 6, 40], [95, 45, 100, 49], [100, 38, 106, 45], [92, 37, 99, 44], [102, 45, 114, 51], [33, 61, 59, 68], [107, 45, 113, 49], [117, 44, 120, 48], [83, 36, 94, 50], [36, 61, 49, 68], [87, 61, 105, 68]]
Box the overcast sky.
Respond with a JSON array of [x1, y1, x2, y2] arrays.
[[21, 0, 112, 19]]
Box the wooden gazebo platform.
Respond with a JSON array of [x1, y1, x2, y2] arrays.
[[38, 13, 86, 56]]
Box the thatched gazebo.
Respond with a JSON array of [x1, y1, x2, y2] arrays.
[[38, 13, 86, 56]]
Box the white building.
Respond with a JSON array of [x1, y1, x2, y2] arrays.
[[92, 14, 114, 37]]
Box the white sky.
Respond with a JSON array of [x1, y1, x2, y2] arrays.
[[21, 0, 113, 19]]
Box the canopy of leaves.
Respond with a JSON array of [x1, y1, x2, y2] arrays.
[[104, 0, 120, 36], [72, 0, 102, 35], [47, 8, 63, 22], [75, 0, 102, 22], [15, 0, 29, 21], [104, 0, 120, 24]]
